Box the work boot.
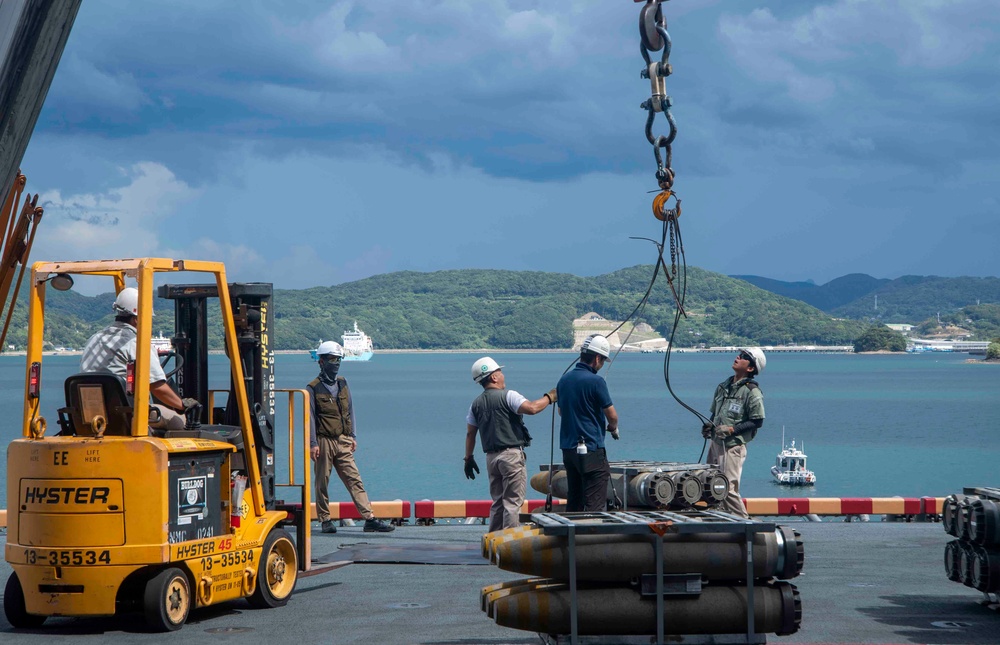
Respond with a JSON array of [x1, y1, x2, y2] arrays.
[[321, 520, 337, 534], [363, 518, 394, 533]]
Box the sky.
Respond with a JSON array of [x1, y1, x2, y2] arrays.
[[18, 0, 1000, 292]]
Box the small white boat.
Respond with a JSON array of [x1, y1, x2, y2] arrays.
[[771, 428, 816, 486]]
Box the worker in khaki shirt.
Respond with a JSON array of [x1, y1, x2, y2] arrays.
[[309, 341, 393, 534], [703, 347, 766, 518]]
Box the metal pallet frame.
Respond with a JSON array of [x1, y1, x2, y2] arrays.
[[530, 509, 776, 645], [964, 487, 1000, 502]]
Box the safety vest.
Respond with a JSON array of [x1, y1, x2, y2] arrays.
[[470, 388, 531, 453], [710, 376, 764, 448], [308, 377, 353, 438]]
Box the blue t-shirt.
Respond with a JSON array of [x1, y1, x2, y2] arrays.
[[556, 361, 613, 451]]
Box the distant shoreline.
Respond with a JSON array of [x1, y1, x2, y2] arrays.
[[2, 347, 991, 359]]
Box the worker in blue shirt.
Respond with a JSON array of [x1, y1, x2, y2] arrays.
[[555, 334, 620, 512]]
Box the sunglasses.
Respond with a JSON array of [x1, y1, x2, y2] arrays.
[[738, 351, 753, 363]]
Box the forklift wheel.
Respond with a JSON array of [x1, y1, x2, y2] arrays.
[[248, 528, 298, 608], [143, 567, 191, 632], [4, 572, 46, 629]]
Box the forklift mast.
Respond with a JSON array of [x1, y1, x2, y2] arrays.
[[158, 282, 276, 507]]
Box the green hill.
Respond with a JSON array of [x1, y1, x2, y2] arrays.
[[731, 273, 1000, 340], [913, 303, 1000, 341], [831, 276, 1000, 322], [5, 265, 868, 351], [731, 273, 888, 312]]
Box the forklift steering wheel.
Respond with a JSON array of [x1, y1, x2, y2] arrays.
[[158, 350, 184, 380]]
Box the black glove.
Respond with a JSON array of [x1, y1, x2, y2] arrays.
[[464, 455, 480, 480], [701, 422, 714, 439]]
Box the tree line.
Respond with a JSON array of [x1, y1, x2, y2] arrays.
[[0, 265, 953, 352]]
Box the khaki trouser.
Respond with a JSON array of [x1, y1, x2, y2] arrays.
[[315, 434, 373, 521], [486, 447, 527, 533], [151, 404, 185, 431], [708, 441, 749, 518]]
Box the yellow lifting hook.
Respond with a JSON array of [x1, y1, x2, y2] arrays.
[[651, 190, 681, 222]]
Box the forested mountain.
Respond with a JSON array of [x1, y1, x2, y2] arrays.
[[732, 273, 1000, 336], [913, 304, 1000, 341], [4, 265, 867, 351], [830, 276, 1000, 322], [731, 273, 889, 312]]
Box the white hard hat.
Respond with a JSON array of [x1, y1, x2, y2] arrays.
[[113, 287, 152, 317], [738, 347, 766, 375], [581, 334, 611, 358], [471, 356, 503, 383], [316, 340, 344, 358]]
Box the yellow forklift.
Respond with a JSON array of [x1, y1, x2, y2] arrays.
[[4, 258, 314, 631]]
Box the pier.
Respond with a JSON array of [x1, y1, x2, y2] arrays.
[[2, 519, 996, 644], [675, 345, 854, 354]]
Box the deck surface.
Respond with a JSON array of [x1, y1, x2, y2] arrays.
[[1, 520, 996, 644]]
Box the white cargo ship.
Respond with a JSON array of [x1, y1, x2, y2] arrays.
[[309, 323, 375, 361], [341, 321, 374, 361]]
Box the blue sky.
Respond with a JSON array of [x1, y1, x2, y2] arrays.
[[20, 0, 1000, 291]]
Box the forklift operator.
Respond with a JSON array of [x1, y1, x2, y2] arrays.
[[80, 287, 192, 430]]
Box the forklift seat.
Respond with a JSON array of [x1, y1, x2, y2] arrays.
[[58, 372, 134, 437]]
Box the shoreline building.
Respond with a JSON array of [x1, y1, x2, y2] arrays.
[[571, 312, 667, 352]]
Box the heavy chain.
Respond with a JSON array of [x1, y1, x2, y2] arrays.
[[637, 0, 680, 223], [633, 0, 685, 315]]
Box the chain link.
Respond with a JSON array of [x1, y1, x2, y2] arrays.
[[638, 0, 676, 194]]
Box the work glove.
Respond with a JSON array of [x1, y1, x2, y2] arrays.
[[181, 398, 200, 411], [701, 422, 714, 439], [544, 388, 558, 404], [713, 426, 732, 442], [464, 455, 480, 480], [610, 427, 620, 441]]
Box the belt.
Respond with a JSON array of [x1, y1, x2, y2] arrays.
[[487, 445, 523, 454]]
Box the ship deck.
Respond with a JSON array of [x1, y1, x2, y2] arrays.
[[1, 519, 995, 644]]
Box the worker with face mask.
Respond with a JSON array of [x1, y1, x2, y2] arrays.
[[308, 340, 394, 533]]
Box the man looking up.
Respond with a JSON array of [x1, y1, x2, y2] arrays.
[[464, 357, 557, 532], [556, 334, 619, 512], [702, 347, 766, 519]]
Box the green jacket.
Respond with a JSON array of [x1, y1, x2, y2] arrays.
[[710, 376, 765, 448]]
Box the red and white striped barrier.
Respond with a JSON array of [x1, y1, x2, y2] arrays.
[[313, 500, 411, 521], [414, 499, 565, 520], [0, 497, 948, 528], [743, 497, 940, 516]]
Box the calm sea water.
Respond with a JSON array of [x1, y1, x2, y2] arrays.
[[1, 351, 996, 509]]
